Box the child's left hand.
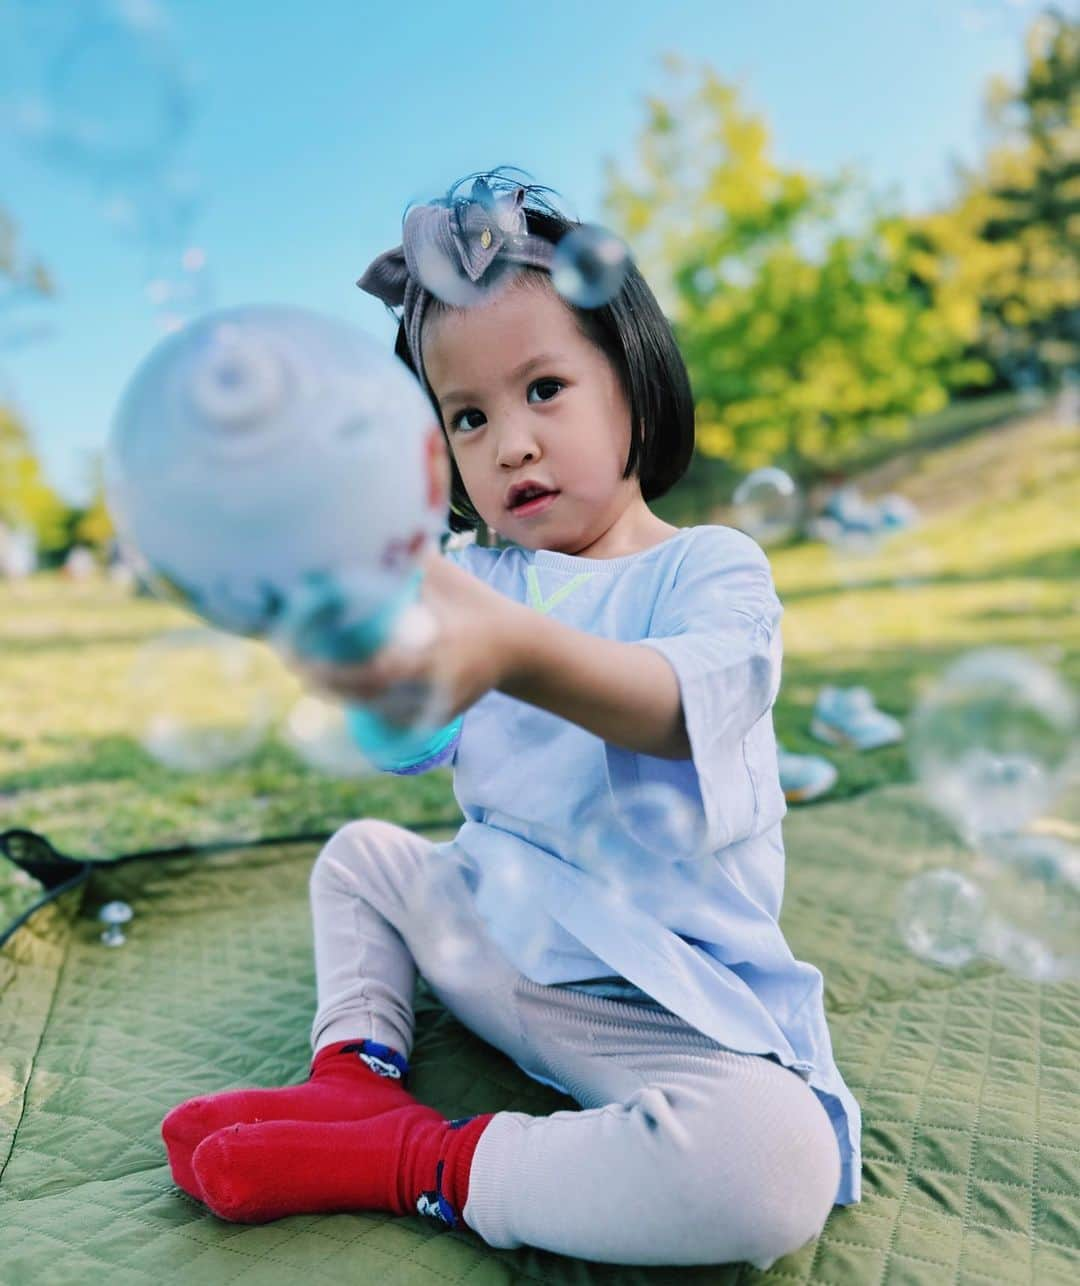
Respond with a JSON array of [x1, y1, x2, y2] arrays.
[[285, 545, 524, 722]]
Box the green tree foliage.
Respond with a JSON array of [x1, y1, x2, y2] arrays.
[[73, 452, 115, 549], [601, 56, 986, 480], [0, 205, 69, 553], [0, 404, 69, 550], [909, 8, 1079, 390]]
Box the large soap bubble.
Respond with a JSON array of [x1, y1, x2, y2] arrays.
[[130, 628, 279, 773], [908, 648, 1078, 844], [106, 304, 453, 765], [11, 0, 192, 182]]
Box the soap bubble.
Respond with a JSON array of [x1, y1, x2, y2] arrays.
[[908, 649, 1078, 843], [732, 467, 802, 546], [12, 0, 192, 182], [472, 846, 555, 975], [143, 244, 214, 333], [895, 867, 987, 969], [551, 224, 630, 308], [101, 165, 204, 250], [411, 234, 522, 309], [282, 694, 378, 778], [130, 628, 278, 772], [578, 782, 711, 915], [973, 833, 1080, 983]]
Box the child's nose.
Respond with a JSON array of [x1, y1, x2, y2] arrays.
[[495, 427, 543, 469]]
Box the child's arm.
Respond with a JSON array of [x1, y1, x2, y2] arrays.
[[497, 613, 692, 760]]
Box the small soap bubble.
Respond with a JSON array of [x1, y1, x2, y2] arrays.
[[102, 166, 203, 250], [473, 847, 553, 975], [579, 783, 711, 914], [395, 848, 483, 985], [732, 467, 802, 546], [129, 627, 278, 772], [895, 867, 987, 969], [908, 649, 1078, 843], [607, 782, 710, 866], [282, 695, 378, 778], [143, 244, 214, 334], [551, 225, 630, 309], [974, 833, 1080, 984]]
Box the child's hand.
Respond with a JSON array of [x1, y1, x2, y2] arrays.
[[286, 546, 523, 723]]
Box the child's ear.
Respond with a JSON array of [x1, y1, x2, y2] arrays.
[[424, 423, 451, 512]]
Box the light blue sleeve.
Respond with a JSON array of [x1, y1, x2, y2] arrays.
[[605, 526, 785, 851]]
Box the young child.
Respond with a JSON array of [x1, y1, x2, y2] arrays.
[[161, 171, 861, 1270]]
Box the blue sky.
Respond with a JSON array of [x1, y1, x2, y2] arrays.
[[0, 0, 1039, 504]]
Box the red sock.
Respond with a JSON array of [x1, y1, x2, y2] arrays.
[[162, 1039, 416, 1199], [190, 1104, 496, 1226]]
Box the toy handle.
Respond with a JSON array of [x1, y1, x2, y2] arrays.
[[275, 565, 449, 768]]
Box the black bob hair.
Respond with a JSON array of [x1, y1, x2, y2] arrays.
[[383, 168, 696, 537]]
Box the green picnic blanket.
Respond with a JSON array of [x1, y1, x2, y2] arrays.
[[1, 783, 1077, 1285]]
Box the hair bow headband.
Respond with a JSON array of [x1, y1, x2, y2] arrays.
[[356, 179, 555, 395]]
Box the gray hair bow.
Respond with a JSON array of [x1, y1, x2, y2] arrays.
[[356, 178, 555, 395]]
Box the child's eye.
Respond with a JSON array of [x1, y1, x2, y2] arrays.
[[450, 408, 486, 433], [528, 378, 563, 404], [449, 379, 563, 434]]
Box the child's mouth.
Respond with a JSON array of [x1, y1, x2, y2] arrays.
[[509, 491, 560, 517]]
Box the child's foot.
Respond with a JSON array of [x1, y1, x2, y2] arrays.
[[162, 1038, 415, 1199], [191, 1105, 495, 1226]]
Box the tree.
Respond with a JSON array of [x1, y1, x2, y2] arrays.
[[601, 57, 989, 482], [0, 404, 69, 551], [0, 205, 70, 555], [909, 9, 1079, 391], [73, 452, 115, 549]]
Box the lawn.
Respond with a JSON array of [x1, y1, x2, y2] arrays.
[[1, 405, 1076, 927]]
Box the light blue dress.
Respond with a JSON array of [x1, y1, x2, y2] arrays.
[[372, 524, 861, 1206]]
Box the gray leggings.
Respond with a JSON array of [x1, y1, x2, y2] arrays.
[[309, 818, 841, 1270]]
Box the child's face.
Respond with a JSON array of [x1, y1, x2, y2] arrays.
[[421, 276, 653, 557]]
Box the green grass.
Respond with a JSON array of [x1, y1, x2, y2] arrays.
[[2, 405, 1076, 927]]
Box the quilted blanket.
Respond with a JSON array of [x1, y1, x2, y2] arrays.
[[1, 783, 1077, 1285]]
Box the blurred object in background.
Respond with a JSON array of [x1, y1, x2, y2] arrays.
[[0, 521, 37, 578], [61, 543, 96, 581], [810, 685, 905, 752], [806, 483, 920, 552], [776, 742, 838, 805]]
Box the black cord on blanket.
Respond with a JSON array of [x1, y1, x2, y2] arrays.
[[0, 819, 461, 950]]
